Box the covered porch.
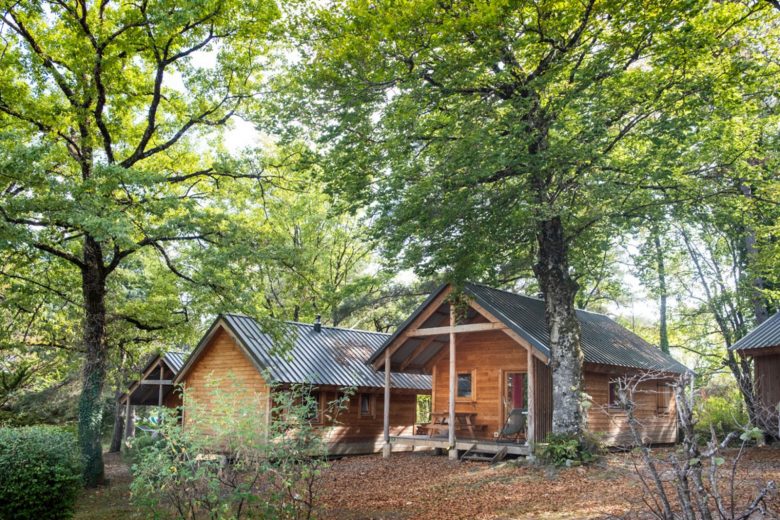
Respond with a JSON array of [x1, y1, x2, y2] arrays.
[[373, 284, 553, 459]]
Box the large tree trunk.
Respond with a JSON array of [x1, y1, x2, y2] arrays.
[[108, 391, 124, 453], [738, 183, 770, 325], [533, 216, 585, 436], [78, 237, 108, 487], [651, 225, 670, 354]]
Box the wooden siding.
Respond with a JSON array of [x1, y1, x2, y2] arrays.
[[318, 390, 420, 454], [585, 370, 678, 446], [427, 329, 678, 445], [180, 327, 271, 431], [431, 330, 528, 437], [533, 357, 553, 441], [755, 353, 780, 415], [179, 326, 421, 454]]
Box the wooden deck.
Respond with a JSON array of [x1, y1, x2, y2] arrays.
[[389, 435, 531, 456]]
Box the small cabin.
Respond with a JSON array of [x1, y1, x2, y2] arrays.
[[730, 311, 780, 432], [120, 351, 187, 437], [370, 283, 689, 458], [171, 314, 431, 455]]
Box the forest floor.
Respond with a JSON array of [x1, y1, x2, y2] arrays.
[[75, 447, 780, 519]]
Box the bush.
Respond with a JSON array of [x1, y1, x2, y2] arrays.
[[540, 432, 601, 467], [130, 378, 347, 519], [0, 426, 83, 520], [695, 385, 749, 438]]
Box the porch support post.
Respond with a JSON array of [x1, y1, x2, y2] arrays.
[[158, 365, 164, 407], [527, 347, 536, 447], [383, 349, 391, 458], [123, 400, 135, 443], [448, 305, 457, 460]]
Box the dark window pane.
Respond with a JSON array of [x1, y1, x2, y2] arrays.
[[360, 394, 371, 416], [457, 373, 472, 398]]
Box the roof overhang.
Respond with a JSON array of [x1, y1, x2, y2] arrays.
[[172, 316, 269, 386], [369, 283, 550, 373], [120, 353, 180, 405]]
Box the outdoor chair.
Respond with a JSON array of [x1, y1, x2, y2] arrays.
[[498, 408, 527, 443]]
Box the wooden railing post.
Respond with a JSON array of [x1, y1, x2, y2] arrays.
[[383, 349, 391, 458], [448, 305, 457, 460]]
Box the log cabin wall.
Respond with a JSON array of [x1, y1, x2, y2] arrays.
[[430, 329, 529, 437], [316, 389, 421, 454], [180, 328, 271, 432], [179, 326, 423, 454], [585, 369, 678, 446], [755, 353, 780, 416], [532, 357, 553, 442]]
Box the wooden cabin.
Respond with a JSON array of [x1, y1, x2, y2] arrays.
[[120, 351, 187, 438], [172, 314, 431, 455], [730, 312, 780, 432], [370, 283, 689, 459]]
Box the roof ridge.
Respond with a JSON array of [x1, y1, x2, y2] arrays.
[[465, 281, 613, 318], [284, 320, 391, 337]]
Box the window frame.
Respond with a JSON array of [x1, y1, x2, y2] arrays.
[[358, 392, 375, 418], [456, 370, 476, 401], [306, 391, 323, 424], [608, 381, 622, 409], [656, 381, 672, 416]]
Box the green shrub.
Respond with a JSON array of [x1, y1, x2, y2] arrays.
[[0, 426, 83, 520], [695, 386, 749, 438], [540, 432, 601, 467]]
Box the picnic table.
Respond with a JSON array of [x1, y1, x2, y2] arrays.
[[417, 411, 485, 437]]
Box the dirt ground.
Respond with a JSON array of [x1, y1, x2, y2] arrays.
[[75, 447, 780, 519]]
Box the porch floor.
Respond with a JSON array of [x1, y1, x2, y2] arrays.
[[389, 435, 531, 456]]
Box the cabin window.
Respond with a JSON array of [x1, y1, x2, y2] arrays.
[[457, 372, 473, 399], [359, 393, 374, 417], [306, 391, 321, 423], [656, 382, 672, 415], [608, 381, 621, 408]]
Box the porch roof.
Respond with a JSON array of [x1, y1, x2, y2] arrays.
[[369, 283, 689, 375], [729, 311, 780, 353]]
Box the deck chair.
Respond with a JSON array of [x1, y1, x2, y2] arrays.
[[498, 408, 527, 442]]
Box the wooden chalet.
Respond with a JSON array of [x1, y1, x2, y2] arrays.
[[730, 312, 780, 430], [172, 314, 431, 455], [370, 283, 689, 460], [119, 351, 187, 440]]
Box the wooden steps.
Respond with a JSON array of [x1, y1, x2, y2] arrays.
[[460, 444, 508, 464]]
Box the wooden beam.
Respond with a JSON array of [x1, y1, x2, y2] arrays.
[[139, 379, 173, 385], [448, 306, 456, 458], [373, 286, 452, 370], [399, 314, 450, 370], [527, 348, 535, 446], [467, 299, 549, 363], [383, 349, 391, 458], [408, 322, 507, 337], [399, 336, 438, 370]]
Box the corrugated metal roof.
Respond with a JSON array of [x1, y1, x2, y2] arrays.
[[371, 282, 689, 374], [222, 314, 431, 390], [730, 312, 780, 351], [162, 351, 188, 373], [465, 284, 689, 374]]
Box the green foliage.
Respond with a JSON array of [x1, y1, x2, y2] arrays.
[[0, 426, 83, 520], [540, 432, 601, 467], [129, 377, 346, 519], [695, 383, 749, 438]]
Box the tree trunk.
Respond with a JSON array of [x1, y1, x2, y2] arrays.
[[738, 183, 770, 325], [108, 350, 128, 453], [651, 225, 670, 354], [108, 391, 124, 453], [533, 216, 585, 436], [78, 237, 108, 487]]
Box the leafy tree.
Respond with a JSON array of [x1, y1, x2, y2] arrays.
[[0, 0, 280, 485], [272, 0, 774, 435]]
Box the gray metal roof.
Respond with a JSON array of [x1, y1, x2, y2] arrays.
[[221, 314, 431, 390], [162, 351, 187, 373], [370, 283, 689, 374], [730, 312, 780, 352]]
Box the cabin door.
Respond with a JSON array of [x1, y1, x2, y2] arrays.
[[503, 372, 528, 422]]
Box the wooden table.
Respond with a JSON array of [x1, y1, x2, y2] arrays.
[[430, 412, 479, 437]]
